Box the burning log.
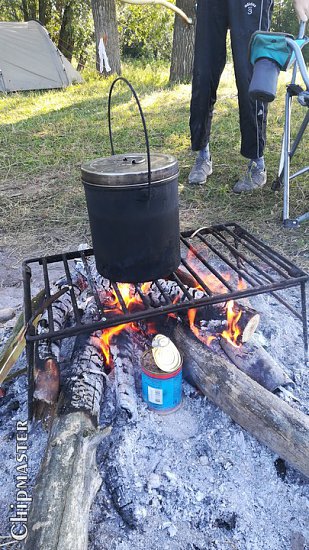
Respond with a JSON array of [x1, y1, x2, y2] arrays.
[[220, 336, 294, 392], [172, 323, 309, 478], [111, 329, 138, 420], [25, 334, 109, 550]]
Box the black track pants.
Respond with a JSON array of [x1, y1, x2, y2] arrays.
[[190, 0, 274, 159]]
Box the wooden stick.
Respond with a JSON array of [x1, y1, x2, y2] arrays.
[[121, 0, 193, 24], [172, 323, 309, 478]]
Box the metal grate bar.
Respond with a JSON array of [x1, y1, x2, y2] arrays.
[[182, 234, 256, 290], [111, 283, 128, 313], [170, 271, 193, 301], [216, 226, 290, 279], [180, 258, 213, 296], [154, 280, 172, 304], [135, 284, 151, 308], [180, 236, 235, 291], [25, 277, 307, 343], [22, 224, 308, 349], [227, 224, 304, 276], [209, 230, 281, 285], [241, 267, 303, 321], [42, 258, 54, 332], [62, 255, 82, 324]]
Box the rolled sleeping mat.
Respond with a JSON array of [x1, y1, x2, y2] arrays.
[[249, 58, 280, 102]]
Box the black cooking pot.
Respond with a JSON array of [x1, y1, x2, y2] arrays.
[[81, 78, 181, 283]]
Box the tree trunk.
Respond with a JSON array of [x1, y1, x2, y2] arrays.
[[58, 1, 75, 61], [22, 0, 30, 20], [22, 0, 37, 20], [39, 0, 50, 26], [169, 0, 196, 84], [91, 0, 121, 75]]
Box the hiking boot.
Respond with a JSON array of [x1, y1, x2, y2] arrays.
[[188, 156, 213, 185], [233, 161, 267, 193]]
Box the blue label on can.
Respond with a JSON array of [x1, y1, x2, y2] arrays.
[[141, 369, 182, 411]]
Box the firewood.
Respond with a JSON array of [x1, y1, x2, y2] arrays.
[[172, 323, 309, 478], [25, 335, 109, 550], [33, 358, 60, 427], [220, 336, 294, 392], [149, 277, 260, 344], [33, 281, 83, 424], [111, 329, 138, 420]]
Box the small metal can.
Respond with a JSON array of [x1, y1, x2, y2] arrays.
[[141, 334, 182, 414]]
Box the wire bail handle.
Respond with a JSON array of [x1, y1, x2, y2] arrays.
[[108, 77, 152, 196]]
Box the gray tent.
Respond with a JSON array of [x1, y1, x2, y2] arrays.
[[0, 20, 83, 93]]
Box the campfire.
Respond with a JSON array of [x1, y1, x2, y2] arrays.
[[21, 223, 309, 549]]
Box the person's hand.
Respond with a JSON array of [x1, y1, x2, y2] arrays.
[[293, 0, 309, 21]]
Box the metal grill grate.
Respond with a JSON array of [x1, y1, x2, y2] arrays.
[[23, 223, 308, 358]]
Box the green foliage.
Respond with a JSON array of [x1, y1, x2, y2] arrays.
[[0, 0, 24, 20], [117, 3, 174, 60]]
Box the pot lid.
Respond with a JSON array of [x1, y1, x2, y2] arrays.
[[81, 152, 178, 187]]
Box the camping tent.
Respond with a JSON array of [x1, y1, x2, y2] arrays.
[[0, 20, 83, 93]]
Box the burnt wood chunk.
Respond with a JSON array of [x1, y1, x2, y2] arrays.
[[220, 336, 294, 392], [25, 336, 108, 550], [25, 413, 111, 550], [172, 323, 309, 478], [111, 329, 138, 420]]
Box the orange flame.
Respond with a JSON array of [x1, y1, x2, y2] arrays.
[[100, 321, 128, 365], [237, 277, 247, 291], [99, 282, 157, 366], [188, 308, 216, 347], [221, 300, 242, 347]]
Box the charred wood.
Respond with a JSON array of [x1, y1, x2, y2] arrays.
[[26, 334, 109, 550], [111, 329, 138, 420], [172, 323, 309, 478], [58, 333, 106, 424], [34, 281, 83, 423], [33, 357, 60, 427], [220, 336, 294, 392], [25, 413, 111, 550]]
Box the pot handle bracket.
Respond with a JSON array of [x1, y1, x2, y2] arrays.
[[108, 77, 152, 197]]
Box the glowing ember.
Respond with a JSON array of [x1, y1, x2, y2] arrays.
[[221, 300, 242, 347]]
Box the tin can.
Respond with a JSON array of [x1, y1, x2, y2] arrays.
[[141, 335, 182, 414]]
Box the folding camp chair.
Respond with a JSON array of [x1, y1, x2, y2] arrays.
[[249, 22, 309, 227]]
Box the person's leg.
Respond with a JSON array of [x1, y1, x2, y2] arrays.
[[189, 0, 228, 184], [228, 0, 274, 192]]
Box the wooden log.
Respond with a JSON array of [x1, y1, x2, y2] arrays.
[[172, 323, 309, 478], [111, 329, 138, 420], [220, 336, 294, 392], [25, 414, 111, 550], [25, 335, 109, 550], [34, 281, 83, 422]]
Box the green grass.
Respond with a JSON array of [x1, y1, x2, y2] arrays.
[[0, 61, 308, 269]]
